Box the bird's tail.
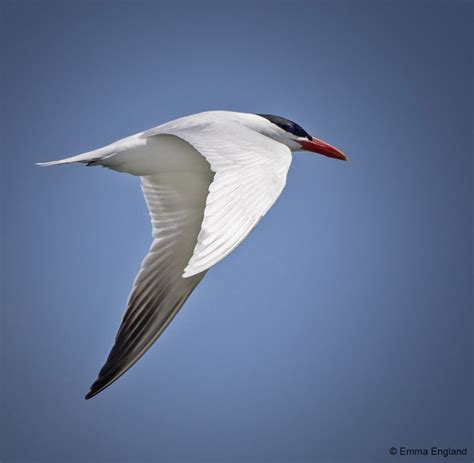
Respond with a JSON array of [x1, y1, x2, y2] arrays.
[[36, 146, 114, 167]]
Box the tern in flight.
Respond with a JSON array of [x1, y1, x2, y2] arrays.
[[39, 111, 347, 399]]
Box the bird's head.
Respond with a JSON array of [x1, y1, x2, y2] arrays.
[[256, 113, 348, 161]]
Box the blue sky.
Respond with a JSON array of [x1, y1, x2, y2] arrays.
[[1, 1, 472, 462]]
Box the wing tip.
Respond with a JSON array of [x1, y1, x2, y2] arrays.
[[84, 390, 96, 400], [84, 379, 105, 400]]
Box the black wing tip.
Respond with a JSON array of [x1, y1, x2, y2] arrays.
[[84, 381, 102, 400], [84, 390, 95, 400], [84, 362, 133, 400], [83, 273, 207, 401], [85, 373, 113, 400]]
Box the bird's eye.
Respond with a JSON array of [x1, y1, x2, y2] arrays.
[[307, 135, 313, 141]]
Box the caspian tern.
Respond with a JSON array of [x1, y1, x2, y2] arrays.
[[38, 110, 347, 399]]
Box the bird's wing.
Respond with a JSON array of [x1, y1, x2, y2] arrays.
[[87, 124, 292, 398], [143, 122, 292, 276], [85, 169, 212, 399]]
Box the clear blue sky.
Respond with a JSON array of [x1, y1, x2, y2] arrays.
[[1, 1, 472, 462]]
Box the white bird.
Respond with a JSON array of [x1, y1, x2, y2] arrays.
[[38, 110, 347, 399]]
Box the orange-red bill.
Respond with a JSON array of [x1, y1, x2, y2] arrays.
[[299, 138, 348, 161]]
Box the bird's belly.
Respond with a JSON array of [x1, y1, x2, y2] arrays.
[[101, 134, 211, 176]]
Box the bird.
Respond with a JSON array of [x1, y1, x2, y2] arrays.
[[38, 110, 347, 399]]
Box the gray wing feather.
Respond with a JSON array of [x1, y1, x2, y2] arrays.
[[85, 171, 212, 399]]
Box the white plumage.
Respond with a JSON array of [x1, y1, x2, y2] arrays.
[[38, 110, 346, 398]]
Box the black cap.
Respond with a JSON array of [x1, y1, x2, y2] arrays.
[[257, 114, 312, 140]]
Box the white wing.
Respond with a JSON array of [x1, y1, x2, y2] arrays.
[[86, 169, 212, 398], [143, 121, 292, 277], [86, 120, 292, 398]]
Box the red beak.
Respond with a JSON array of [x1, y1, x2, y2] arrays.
[[298, 137, 348, 161]]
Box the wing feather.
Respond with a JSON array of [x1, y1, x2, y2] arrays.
[[85, 170, 212, 399], [87, 117, 292, 398], [142, 122, 292, 278]]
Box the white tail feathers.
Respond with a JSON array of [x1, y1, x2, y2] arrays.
[[36, 131, 149, 170], [36, 151, 102, 167], [36, 143, 118, 167]]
